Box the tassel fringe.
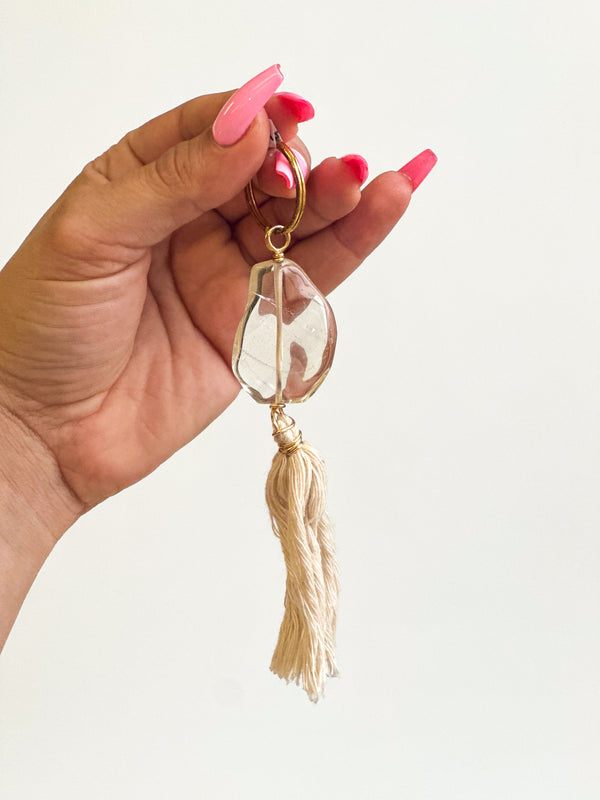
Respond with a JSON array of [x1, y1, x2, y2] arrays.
[[265, 405, 339, 702]]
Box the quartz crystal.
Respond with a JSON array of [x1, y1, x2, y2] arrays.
[[232, 258, 337, 404]]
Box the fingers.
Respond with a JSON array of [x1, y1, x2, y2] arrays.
[[265, 92, 315, 142], [255, 134, 311, 198], [288, 171, 413, 295], [168, 171, 412, 367], [233, 156, 367, 262], [162, 170, 411, 370], [216, 132, 312, 224]]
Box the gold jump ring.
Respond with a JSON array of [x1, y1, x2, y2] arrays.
[[245, 139, 307, 236], [264, 225, 292, 257]]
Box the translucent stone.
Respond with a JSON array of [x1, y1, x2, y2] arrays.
[[232, 258, 337, 404]]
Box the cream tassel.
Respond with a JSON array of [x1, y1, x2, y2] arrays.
[[266, 404, 340, 702]]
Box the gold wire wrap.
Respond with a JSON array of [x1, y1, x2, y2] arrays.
[[245, 139, 307, 240], [271, 404, 303, 456]]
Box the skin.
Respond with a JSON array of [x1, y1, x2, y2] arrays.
[[0, 88, 412, 649]]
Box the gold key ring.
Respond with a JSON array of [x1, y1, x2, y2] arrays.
[[245, 139, 307, 237]]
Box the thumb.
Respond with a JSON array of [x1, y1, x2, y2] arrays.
[[108, 116, 271, 248], [69, 65, 283, 254], [106, 64, 283, 248]]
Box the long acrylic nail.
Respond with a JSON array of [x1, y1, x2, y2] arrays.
[[274, 92, 315, 122], [213, 64, 284, 146], [399, 149, 437, 191], [341, 154, 369, 185], [274, 148, 309, 189]]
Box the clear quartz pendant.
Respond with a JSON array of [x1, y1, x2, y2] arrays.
[[233, 258, 337, 404]]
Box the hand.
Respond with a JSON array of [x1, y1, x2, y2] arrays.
[[0, 65, 432, 517]]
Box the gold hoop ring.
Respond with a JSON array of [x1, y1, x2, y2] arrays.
[[245, 140, 307, 236]]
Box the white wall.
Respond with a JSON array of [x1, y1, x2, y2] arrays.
[[1, 1, 599, 797]]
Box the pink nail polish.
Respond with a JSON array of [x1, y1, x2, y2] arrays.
[[341, 154, 369, 185], [274, 148, 309, 189], [274, 92, 315, 122], [399, 149, 437, 191], [213, 65, 284, 146]]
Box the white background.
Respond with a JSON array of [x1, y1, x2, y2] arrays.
[[1, 1, 599, 797]]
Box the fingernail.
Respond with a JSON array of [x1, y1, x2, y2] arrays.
[[274, 92, 315, 122], [274, 148, 309, 189], [341, 154, 369, 185], [398, 149, 437, 191], [213, 64, 284, 146]]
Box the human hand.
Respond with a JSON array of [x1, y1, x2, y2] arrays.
[[0, 64, 435, 518]]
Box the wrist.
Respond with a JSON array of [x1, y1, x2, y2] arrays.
[[0, 401, 84, 547], [0, 401, 84, 649]]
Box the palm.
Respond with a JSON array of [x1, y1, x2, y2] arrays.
[[19, 206, 275, 507], [56, 211, 250, 507]]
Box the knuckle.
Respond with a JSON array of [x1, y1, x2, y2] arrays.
[[152, 141, 197, 194], [48, 200, 92, 257], [45, 174, 108, 261]]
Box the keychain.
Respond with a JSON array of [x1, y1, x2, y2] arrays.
[[232, 129, 339, 702]]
